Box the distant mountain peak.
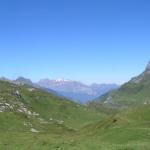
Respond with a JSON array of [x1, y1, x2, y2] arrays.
[[38, 78, 119, 103], [0, 77, 10, 81], [15, 77, 33, 85], [130, 61, 150, 84], [55, 78, 71, 82]]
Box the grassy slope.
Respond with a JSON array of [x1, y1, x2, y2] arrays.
[[103, 81, 150, 107], [2, 105, 150, 150], [0, 80, 107, 149], [92, 70, 150, 110], [19, 85, 104, 129], [77, 104, 150, 150], [1, 80, 150, 150], [0, 80, 104, 129]]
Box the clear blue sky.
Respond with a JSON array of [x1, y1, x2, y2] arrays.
[[0, 0, 150, 84]]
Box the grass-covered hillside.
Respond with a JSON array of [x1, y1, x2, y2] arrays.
[[72, 103, 150, 150], [1, 65, 150, 150], [0, 80, 104, 129], [95, 61, 150, 108], [0, 79, 107, 149]]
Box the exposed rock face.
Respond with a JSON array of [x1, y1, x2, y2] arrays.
[[130, 61, 150, 84], [145, 61, 150, 74]]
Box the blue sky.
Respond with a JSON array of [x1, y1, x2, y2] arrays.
[[0, 0, 150, 84]]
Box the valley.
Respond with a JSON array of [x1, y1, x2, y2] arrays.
[[1, 0, 150, 149], [1, 61, 150, 149]]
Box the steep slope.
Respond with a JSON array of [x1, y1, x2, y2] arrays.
[[0, 80, 103, 130], [96, 61, 150, 108]]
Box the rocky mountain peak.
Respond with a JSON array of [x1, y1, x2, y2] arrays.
[[130, 61, 150, 83], [15, 77, 33, 85], [145, 61, 150, 74]]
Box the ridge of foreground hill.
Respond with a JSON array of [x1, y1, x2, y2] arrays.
[[0, 80, 104, 130], [93, 61, 150, 109]]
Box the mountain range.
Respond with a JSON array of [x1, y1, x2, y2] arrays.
[[1, 61, 150, 149], [0, 77, 119, 103], [38, 79, 119, 103]]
